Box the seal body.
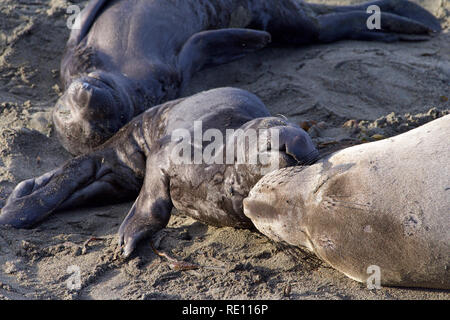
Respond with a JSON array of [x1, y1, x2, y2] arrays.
[[244, 115, 450, 289], [55, 0, 441, 154], [1, 87, 319, 258]]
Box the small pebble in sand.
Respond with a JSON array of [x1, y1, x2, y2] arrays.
[[317, 121, 327, 129], [283, 282, 291, 297], [21, 240, 35, 250], [52, 84, 62, 95], [4, 261, 17, 274], [72, 246, 82, 257], [371, 134, 385, 140], [299, 120, 317, 131], [342, 119, 359, 128]]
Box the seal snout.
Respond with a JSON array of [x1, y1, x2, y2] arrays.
[[69, 79, 115, 118], [246, 30, 272, 49], [260, 32, 272, 46], [243, 179, 311, 249], [72, 81, 98, 110]]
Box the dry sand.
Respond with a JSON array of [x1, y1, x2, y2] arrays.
[[0, 0, 449, 300]]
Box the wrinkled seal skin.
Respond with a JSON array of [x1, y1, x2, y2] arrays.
[[244, 115, 450, 289], [1, 88, 319, 258], [55, 0, 441, 155]]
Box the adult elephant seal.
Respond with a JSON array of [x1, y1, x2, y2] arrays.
[[1, 88, 319, 258], [56, 0, 441, 155], [244, 115, 450, 289]]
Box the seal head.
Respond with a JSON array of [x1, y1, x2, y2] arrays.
[[53, 72, 133, 154], [244, 115, 450, 289]]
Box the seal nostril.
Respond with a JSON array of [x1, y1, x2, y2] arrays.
[[74, 89, 93, 109]]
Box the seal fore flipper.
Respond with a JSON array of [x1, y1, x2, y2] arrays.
[[0, 153, 134, 228], [177, 28, 271, 85], [118, 160, 173, 258], [310, 0, 441, 33], [0, 156, 99, 228], [317, 11, 437, 43], [311, 0, 441, 43]]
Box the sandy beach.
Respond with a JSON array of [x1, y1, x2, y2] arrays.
[[0, 0, 448, 299]]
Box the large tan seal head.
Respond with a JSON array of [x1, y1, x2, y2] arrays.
[[244, 115, 450, 289]]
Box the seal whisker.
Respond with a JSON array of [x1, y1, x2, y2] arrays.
[[326, 197, 371, 208]]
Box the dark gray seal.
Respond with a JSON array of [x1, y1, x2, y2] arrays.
[[244, 115, 450, 289], [55, 0, 441, 155], [1, 87, 319, 257]]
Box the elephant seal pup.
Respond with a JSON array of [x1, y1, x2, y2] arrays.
[[244, 115, 450, 289], [56, 0, 440, 155], [1, 87, 319, 258]]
